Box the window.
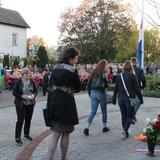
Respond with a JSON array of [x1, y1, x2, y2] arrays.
[[12, 33, 18, 46]]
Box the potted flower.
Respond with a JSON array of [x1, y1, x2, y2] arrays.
[[143, 114, 160, 156]]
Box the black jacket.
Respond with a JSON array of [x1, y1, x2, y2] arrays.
[[47, 63, 81, 126], [43, 72, 49, 86], [88, 73, 108, 96], [134, 66, 146, 89], [112, 72, 143, 104], [13, 78, 38, 107]]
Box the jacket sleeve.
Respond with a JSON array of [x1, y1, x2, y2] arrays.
[[72, 70, 81, 93], [13, 79, 22, 99], [133, 75, 143, 104], [87, 77, 92, 96], [31, 79, 38, 97], [112, 76, 118, 104], [139, 69, 146, 89], [102, 73, 108, 88]]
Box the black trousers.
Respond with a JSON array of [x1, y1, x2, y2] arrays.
[[43, 84, 48, 95], [15, 104, 34, 139]]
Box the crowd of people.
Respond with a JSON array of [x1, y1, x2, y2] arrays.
[[0, 59, 158, 94], [0, 47, 160, 159]]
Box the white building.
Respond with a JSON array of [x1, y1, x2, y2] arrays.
[[0, 7, 30, 59]]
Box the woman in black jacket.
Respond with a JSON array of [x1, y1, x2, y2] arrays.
[[112, 60, 143, 140], [13, 67, 37, 145], [47, 48, 81, 160]]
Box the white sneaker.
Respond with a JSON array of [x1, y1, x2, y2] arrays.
[[121, 132, 127, 140]]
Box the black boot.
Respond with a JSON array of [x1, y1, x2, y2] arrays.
[[102, 127, 110, 132], [125, 131, 130, 138], [83, 128, 89, 136]]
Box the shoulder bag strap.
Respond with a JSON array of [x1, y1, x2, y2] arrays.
[[120, 73, 130, 97]]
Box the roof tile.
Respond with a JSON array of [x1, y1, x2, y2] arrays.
[[0, 7, 30, 28]]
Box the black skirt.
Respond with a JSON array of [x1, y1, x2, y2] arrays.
[[50, 121, 74, 134]]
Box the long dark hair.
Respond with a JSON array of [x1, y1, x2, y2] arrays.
[[90, 59, 108, 78], [59, 48, 80, 64]]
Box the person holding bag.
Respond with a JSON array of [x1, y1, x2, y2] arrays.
[[47, 48, 81, 160], [112, 60, 143, 140], [83, 59, 110, 136]]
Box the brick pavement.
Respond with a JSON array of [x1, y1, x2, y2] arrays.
[[30, 105, 160, 160], [0, 93, 160, 160]]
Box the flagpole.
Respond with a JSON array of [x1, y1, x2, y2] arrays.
[[142, 0, 144, 68]]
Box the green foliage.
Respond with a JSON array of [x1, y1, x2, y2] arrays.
[[13, 57, 20, 67], [22, 57, 29, 67], [36, 46, 49, 68], [48, 57, 57, 65], [144, 127, 157, 141], [143, 74, 160, 97], [144, 29, 160, 63], [25, 54, 39, 66], [145, 75, 160, 91], [3, 54, 10, 67], [116, 30, 138, 62], [58, 0, 136, 63], [143, 90, 160, 98]]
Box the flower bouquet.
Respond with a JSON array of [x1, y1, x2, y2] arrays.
[[143, 114, 160, 156]]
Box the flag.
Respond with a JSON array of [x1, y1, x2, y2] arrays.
[[136, 19, 144, 69]]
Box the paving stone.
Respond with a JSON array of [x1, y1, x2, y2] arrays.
[[0, 93, 160, 160]]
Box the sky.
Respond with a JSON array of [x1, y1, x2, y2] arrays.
[[2, 0, 160, 46], [2, 0, 82, 46], [129, 0, 160, 29]]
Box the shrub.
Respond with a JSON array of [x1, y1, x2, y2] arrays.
[[143, 90, 160, 97], [145, 74, 160, 91], [144, 74, 160, 97]]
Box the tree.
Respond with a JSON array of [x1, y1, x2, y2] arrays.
[[58, 0, 136, 63], [36, 46, 49, 68], [144, 29, 160, 64], [13, 56, 20, 67], [3, 54, 10, 68], [22, 57, 28, 67], [115, 29, 138, 62]]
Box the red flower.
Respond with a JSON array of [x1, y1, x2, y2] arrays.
[[152, 119, 160, 129]]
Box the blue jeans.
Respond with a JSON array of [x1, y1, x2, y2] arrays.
[[133, 100, 141, 116], [130, 98, 141, 119], [118, 97, 132, 131], [87, 90, 107, 125]]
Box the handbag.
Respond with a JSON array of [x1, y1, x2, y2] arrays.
[[43, 92, 52, 127], [120, 73, 139, 107], [130, 98, 140, 107], [43, 108, 51, 127]]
